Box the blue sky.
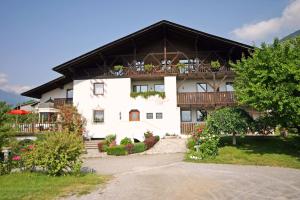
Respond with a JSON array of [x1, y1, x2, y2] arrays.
[[0, 0, 299, 95]]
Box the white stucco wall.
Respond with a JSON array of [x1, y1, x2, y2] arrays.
[[177, 78, 234, 92], [73, 76, 180, 143], [40, 82, 73, 103]]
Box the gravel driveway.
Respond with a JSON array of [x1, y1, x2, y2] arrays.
[[66, 153, 300, 200]]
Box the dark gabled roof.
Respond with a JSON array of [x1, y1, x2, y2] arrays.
[[22, 20, 254, 99], [21, 76, 71, 98], [53, 20, 253, 73]]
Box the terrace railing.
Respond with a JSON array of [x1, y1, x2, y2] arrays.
[[180, 122, 206, 135], [13, 123, 58, 135]]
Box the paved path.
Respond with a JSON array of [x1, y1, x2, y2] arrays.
[[66, 153, 300, 200], [143, 138, 187, 154]]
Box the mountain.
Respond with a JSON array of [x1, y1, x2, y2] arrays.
[[281, 30, 300, 41], [0, 89, 29, 106]]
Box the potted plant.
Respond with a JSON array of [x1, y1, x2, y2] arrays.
[[176, 63, 186, 74], [113, 65, 124, 76], [144, 64, 154, 73], [210, 60, 221, 71]]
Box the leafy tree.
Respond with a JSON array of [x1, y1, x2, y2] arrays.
[[0, 101, 15, 150], [58, 105, 86, 135], [231, 37, 300, 130], [206, 107, 251, 145]]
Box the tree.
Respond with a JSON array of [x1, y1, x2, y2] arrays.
[[206, 107, 251, 145], [58, 105, 86, 135], [0, 101, 15, 150], [231, 37, 300, 130]]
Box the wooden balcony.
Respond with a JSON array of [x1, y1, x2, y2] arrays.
[[177, 92, 236, 107], [181, 122, 205, 135], [53, 98, 73, 108]]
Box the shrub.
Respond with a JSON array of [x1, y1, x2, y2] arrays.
[[144, 136, 156, 150], [98, 141, 108, 152], [155, 135, 160, 142], [22, 132, 84, 176], [132, 142, 146, 153], [107, 145, 128, 156], [186, 137, 196, 150], [105, 134, 116, 146], [125, 144, 134, 154], [0, 160, 12, 175], [120, 137, 132, 145], [144, 131, 153, 139]]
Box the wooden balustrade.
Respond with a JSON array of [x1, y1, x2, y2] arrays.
[[53, 98, 73, 108], [13, 123, 58, 135], [181, 122, 205, 135], [177, 92, 236, 107]]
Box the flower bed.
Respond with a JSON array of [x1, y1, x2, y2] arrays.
[[99, 131, 159, 156]]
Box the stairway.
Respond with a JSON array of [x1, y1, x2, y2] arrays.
[[84, 140, 101, 150], [144, 137, 187, 154]]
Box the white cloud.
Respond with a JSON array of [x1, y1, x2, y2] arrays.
[[0, 72, 31, 94], [231, 0, 300, 43]]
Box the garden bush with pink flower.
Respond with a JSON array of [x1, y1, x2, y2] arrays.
[[187, 126, 220, 160]]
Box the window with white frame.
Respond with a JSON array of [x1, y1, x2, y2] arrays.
[[156, 112, 163, 119], [93, 110, 104, 123], [154, 84, 164, 92], [181, 110, 191, 122], [133, 85, 148, 92], [196, 83, 213, 92], [196, 110, 207, 122], [94, 83, 104, 95], [226, 82, 234, 91], [146, 113, 153, 119]]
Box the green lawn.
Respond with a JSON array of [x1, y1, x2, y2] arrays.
[[0, 172, 108, 200], [186, 135, 300, 169]]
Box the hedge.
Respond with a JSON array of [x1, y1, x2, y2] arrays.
[[107, 145, 128, 156], [132, 142, 146, 153]]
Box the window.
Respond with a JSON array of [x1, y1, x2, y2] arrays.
[[66, 89, 73, 99], [226, 82, 234, 91], [156, 113, 163, 119], [197, 83, 213, 92], [146, 113, 153, 119], [154, 84, 164, 92], [181, 110, 191, 122], [133, 85, 148, 92], [129, 109, 140, 121], [94, 83, 104, 95], [93, 110, 104, 123], [196, 110, 207, 122]]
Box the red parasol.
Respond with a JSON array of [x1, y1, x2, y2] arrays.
[[7, 109, 31, 115], [7, 109, 31, 124]]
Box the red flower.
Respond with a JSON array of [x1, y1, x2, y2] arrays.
[[20, 148, 26, 152], [28, 145, 34, 150], [12, 155, 21, 161]]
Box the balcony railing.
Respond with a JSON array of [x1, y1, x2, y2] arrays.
[[53, 98, 73, 108], [177, 92, 236, 107], [12, 123, 58, 135], [181, 122, 205, 135], [118, 64, 232, 78]]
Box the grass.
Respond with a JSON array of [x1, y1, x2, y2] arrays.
[[0, 172, 108, 200], [186, 135, 300, 169]]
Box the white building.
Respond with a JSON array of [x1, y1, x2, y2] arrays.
[[22, 20, 256, 142]]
